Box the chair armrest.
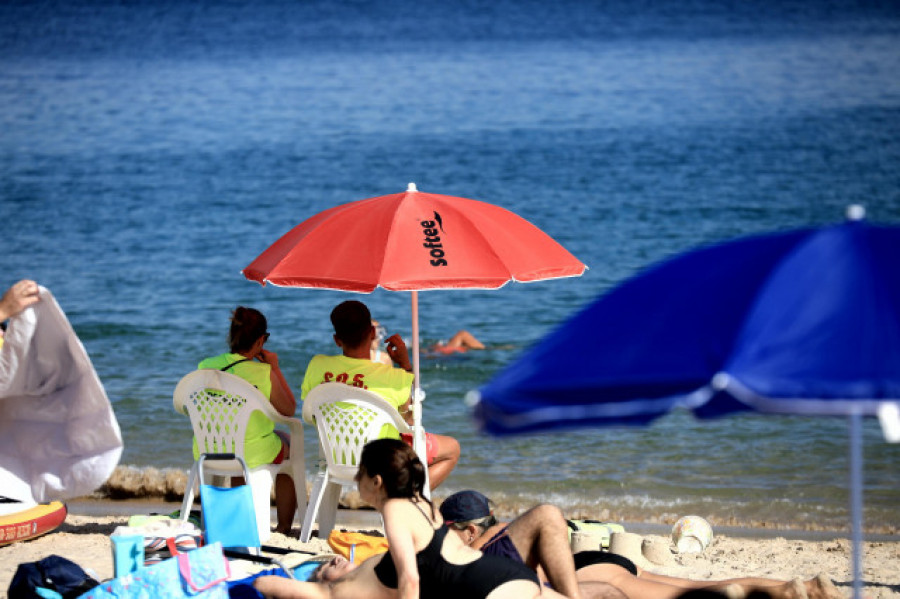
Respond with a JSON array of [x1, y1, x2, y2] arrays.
[[301, 397, 316, 424]]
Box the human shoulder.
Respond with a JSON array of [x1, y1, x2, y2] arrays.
[[381, 497, 422, 520], [198, 352, 237, 370], [472, 522, 508, 549], [382, 497, 409, 516], [307, 353, 357, 366]]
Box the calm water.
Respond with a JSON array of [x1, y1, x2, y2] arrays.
[[2, 0, 899, 533]]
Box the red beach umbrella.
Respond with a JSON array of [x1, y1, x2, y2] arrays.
[[243, 182, 586, 487], [243, 183, 585, 292]]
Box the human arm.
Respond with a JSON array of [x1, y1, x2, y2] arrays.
[[0, 280, 40, 323], [382, 499, 421, 599], [398, 398, 414, 425], [384, 334, 413, 372], [259, 349, 296, 417], [253, 576, 331, 598], [384, 334, 415, 424]]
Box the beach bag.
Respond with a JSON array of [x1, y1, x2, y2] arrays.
[[114, 516, 203, 566], [8, 555, 99, 599], [327, 530, 389, 564], [80, 542, 230, 598]]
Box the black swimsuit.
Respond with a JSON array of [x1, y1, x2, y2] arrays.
[[374, 501, 539, 599]]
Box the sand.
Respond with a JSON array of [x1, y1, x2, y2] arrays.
[[1, 507, 898, 599]]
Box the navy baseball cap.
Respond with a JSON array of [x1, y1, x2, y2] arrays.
[[439, 490, 491, 523]]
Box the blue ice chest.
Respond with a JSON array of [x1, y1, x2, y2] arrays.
[[110, 534, 144, 577]]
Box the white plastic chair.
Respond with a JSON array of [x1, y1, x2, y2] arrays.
[[174, 369, 307, 543], [299, 382, 411, 542]]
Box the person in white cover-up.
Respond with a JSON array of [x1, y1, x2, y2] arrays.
[[0, 281, 122, 505]]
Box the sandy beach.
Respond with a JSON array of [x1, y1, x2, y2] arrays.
[[1, 503, 897, 599]]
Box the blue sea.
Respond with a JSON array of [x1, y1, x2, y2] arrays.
[[2, 0, 899, 534]]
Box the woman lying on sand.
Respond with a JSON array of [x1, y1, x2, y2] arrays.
[[254, 439, 569, 599]]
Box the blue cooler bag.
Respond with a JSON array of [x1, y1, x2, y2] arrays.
[[80, 542, 230, 598]]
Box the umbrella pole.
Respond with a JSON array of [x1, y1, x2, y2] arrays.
[[849, 411, 864, 599], [410, 291, 431, 496], [412, 290, 421, 395]]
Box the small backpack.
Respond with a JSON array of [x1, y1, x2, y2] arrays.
[[8, 554, 99, 599]]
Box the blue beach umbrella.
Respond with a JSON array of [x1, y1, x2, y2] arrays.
[[471, 206, 900, 599]]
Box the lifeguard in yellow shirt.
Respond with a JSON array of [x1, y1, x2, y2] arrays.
[[301, 300, 460, 488]]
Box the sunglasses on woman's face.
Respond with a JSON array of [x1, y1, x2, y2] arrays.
[[263, 332, 270, 342]]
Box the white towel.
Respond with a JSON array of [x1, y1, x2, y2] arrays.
[[0, 286, 122, 503]]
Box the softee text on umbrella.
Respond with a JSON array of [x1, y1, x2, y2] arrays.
[[422, 219, 448, 267]]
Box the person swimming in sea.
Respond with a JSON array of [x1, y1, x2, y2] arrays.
[[428, 329, 485, 355]]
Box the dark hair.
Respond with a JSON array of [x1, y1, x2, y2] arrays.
[[358, 439, 433, 512], [228, 306, 267, 353], [330, 300, 372, 348]]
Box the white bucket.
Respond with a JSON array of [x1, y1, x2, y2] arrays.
[[671, 515, 713, 553]]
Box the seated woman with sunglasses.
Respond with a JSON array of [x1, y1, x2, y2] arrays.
[[198, 306, 298, 534]]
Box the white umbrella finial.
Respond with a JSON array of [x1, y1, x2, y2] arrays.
[[407, 182, 418, 192], [846, 204, 866, 221]]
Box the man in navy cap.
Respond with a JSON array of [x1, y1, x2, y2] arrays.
[[439, 491, 838, 599], [440, 490, 636, 599]]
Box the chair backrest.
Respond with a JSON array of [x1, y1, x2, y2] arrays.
[[303, 382, 411, 480], [174, 369, 274, 473]]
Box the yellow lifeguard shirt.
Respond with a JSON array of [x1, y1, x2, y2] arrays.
[[301, 354, 414, 439], [194, 353, 281, 469]]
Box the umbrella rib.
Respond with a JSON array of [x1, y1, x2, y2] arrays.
[[477, 394, 690, 431], [714, 373, 900, 416]]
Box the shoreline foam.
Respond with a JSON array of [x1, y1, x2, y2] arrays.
[[92, 464, 900, 536]]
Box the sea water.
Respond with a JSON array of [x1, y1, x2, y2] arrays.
[[2, 0, 899, 533]]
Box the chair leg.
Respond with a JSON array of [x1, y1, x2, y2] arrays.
[[280, 457, 306, 533], [315, 482, 343, 541], [299, 472, 328, 543], [180, 463, 200, 524], [247, 468, 276, 543]]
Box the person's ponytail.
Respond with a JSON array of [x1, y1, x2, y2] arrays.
[[228, 306, 267, 353], [408, 453, 427, 498]]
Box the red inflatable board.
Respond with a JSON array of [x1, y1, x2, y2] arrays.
[[0, 501, 67, 546]]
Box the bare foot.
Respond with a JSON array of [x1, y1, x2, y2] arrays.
[[780, 578, 809, 599], [806, 574, 842, 599]]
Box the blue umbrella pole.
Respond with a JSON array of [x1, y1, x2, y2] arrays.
[[849, 411, 864, 599]]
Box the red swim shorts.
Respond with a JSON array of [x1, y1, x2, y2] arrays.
[[400, 432, 437, 465], [271, 441, 286, 464]]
